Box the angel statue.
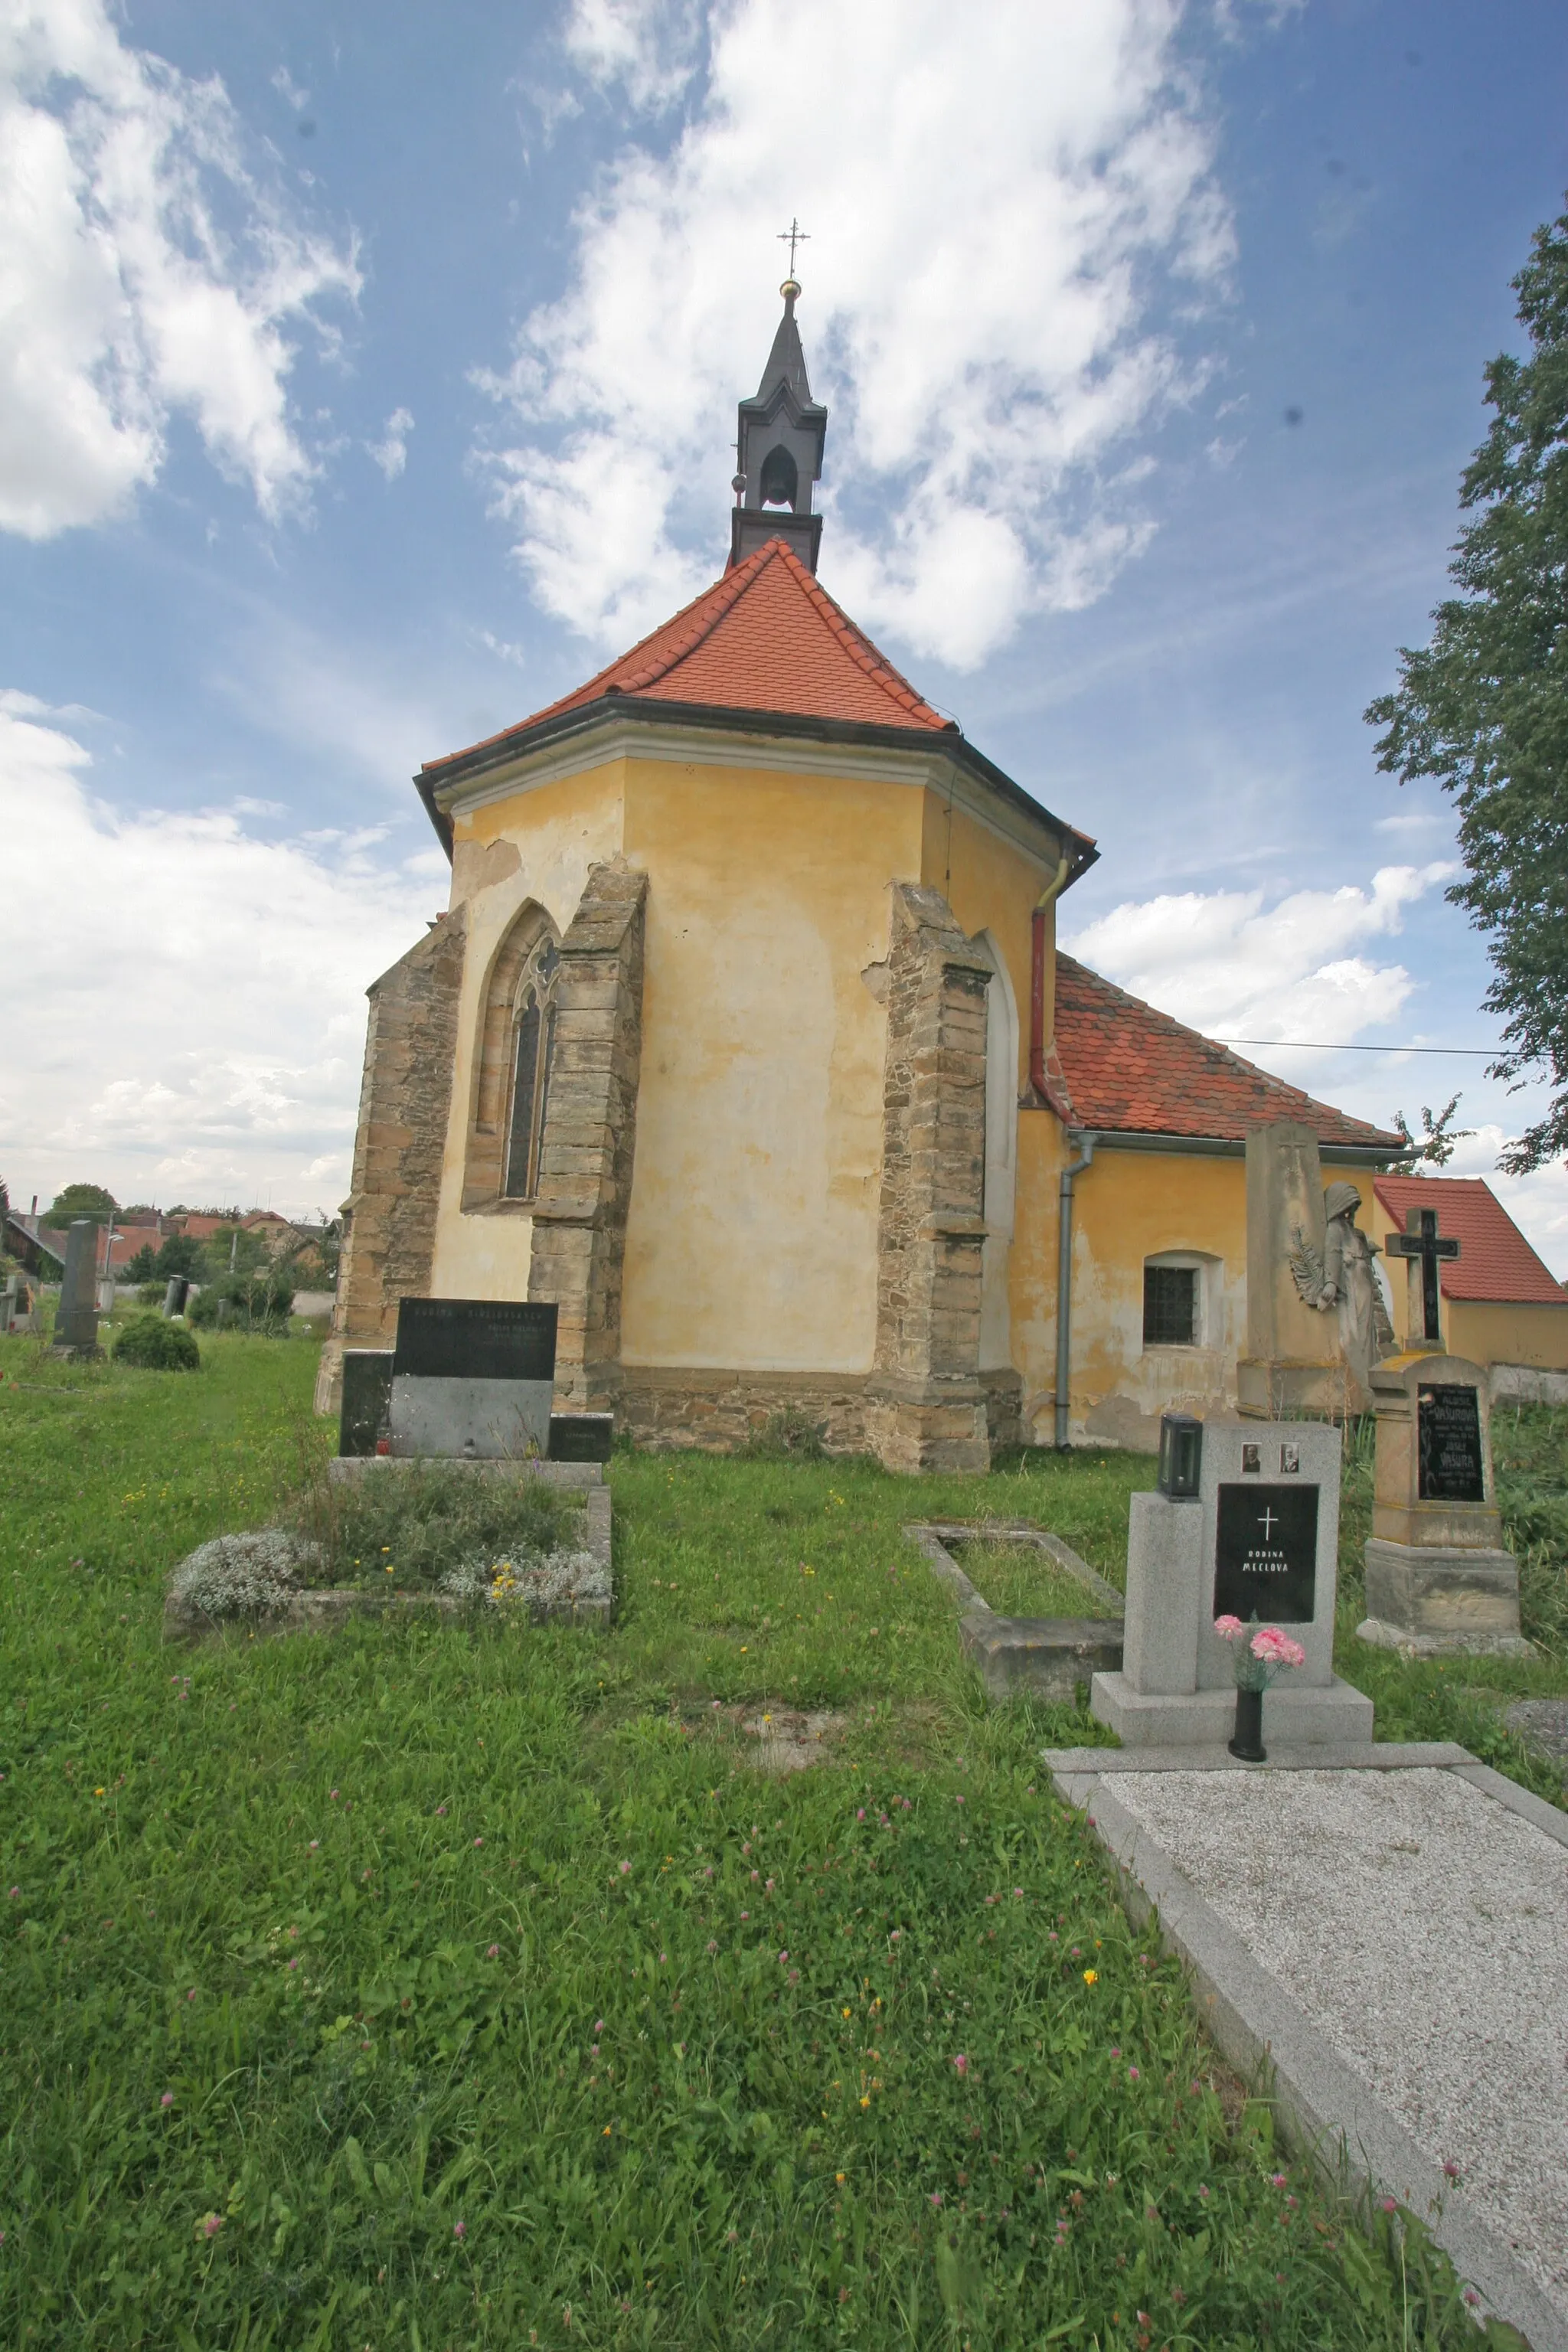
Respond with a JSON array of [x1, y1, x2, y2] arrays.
[[1289, 1181, 1396, 1400]]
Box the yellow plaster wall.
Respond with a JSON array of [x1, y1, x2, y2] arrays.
[[430, 761, 626, 1299], [1440, 1300, 1568, 1371], [1054, 1148, 1249, 1447], [618, 757, 923, 1371]]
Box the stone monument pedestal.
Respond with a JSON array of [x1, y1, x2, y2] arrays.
[[1359, 1352, 1529, 1657], [1092, 1417, 1373, 1749], [1236, 1122, 1346, 1421], [49, 1218, 103, 1360]]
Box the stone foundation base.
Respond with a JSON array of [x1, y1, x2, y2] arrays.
[[616, 1365, 1018, 1468], [1363, 1536, 1524, 1648], [1089, 1670, 1375, 1747]]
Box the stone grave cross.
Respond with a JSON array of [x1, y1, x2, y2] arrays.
[[1384, 1205, 1459, 1350]]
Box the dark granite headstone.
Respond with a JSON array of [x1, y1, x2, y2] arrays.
[[393, 1298, 557, 1382], [549, 1412, 614, 1463], [51, 1219, 102, 1356], [339, 1350, 394, 1457], [1417, 1383, 1485, 1504], [1213, 1483, 1319, 1625]]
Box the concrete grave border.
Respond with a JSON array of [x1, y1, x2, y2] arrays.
[[907, 1521, 1123, 1701], [1044, 1740, 1568, 2352], [164, 1467, 612, 1642]]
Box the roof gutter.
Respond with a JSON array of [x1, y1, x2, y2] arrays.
[[1054, 1131, 1096, 1450], [1082, 1129, 1401, 1167], [414, 694, 1099, 879], [1029, 856, 1071, 1102]]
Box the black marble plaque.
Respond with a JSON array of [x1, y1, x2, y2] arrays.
[[1417, 1383, 1485, 1503], [1213, 1484, 1318, 1625], [393, 1298, 557, 1382], [549, 1412, 614, 1463], [338, 1350, 394, 1456]]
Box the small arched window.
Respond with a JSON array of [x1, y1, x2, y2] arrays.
[[504, 936, 560, 1200], [760, 444, 799, 508]]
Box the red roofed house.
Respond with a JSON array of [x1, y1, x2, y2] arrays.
[[321, 282, 1405, 1462], [1372, 1175, 1568, 1379]]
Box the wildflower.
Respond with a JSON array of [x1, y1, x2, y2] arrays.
[[160, 2091, 174, 2108], [330, 1788, 339, 1799], [474, 1837, 484, 1847], [952, 2053, 969, 2077], [707, 1939, 717, 1954], [619, 1860, 630, 1875], [1379, 2197, 1397, 2213], [857, 1808, 865, 1821], [1083, 1969, 1097, 1984], [595, 2020, 606, 2032], [452, 2220, 466, 2239], [835, 2172, 845, 2184], [201, 2213, 224, 2239], [308, 1840, 318, 1851], [1443, 2159, 1461, 2180], [929, 2191, 942, 2207], [779, 1950, 789, 1963], [486, 1943, 500, 1958], [436, 1805, 447, 1817], [93, 1786, 105, 1796], [740, 1909, 749, 1919], [1013, 1887, 1023, 1899], [1127, 2066, 1140, 2082], [1270, 2171, 1288, 2188], [1197, 2185, 1210, 2201]]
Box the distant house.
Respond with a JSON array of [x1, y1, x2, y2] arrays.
[[2, 1211, 64, 1277], [1374, 1174, 1568, 1376]]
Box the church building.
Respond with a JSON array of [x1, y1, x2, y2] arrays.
[[318, 278, 1403, 1468]]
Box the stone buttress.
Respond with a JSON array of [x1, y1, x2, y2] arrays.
[[526, 860, 648, 1411], [315, 907, 469, 1418]]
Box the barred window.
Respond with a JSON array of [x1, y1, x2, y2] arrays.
[[503, 939, 560, 1200], [1143, 1263, 1197, 1347]]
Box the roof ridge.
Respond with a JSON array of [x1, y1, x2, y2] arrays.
[[613, 541, 779, 694], [773, 541, 956, 729]]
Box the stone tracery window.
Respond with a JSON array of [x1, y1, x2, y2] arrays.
[[503, 937, 560, 1200]]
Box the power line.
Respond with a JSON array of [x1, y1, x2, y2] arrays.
[[1214, 1039, 1497, 1057]]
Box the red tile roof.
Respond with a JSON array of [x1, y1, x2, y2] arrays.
[[1051, 955, 1403, 1152], [426, 538, 956, 774], [1373, 1175, 1566, 1305]]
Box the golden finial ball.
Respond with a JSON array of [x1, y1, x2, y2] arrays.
[[779, 276, 802, 300]]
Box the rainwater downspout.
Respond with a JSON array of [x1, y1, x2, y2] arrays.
[[1029, 854, 1071, 1100], [1054, 1132, 1096, 1450]]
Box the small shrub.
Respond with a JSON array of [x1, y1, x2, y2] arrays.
[[112, 1315, 200, 1370], [167, 1530, 317, 1624], [136, 1280, 167, 1308]]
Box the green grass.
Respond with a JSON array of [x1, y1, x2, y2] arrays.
[[0, 1334, 1541, 2348], [940, 1542, 1113, 1622]]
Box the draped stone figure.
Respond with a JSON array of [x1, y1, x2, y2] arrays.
[[1289, 1180, 1396, 1403]]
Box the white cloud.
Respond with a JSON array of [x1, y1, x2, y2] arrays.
[[366, 405, 413, 481], [0, 0, 359, 538], [479, 0, 1236, 665], [0, 691, 439, 1216], [1062, 862, 1455, 1044]]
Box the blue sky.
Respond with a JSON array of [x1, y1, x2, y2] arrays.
[[4, 0, 1568, 1270]]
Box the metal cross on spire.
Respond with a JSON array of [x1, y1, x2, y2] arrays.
[[776, 217, 809, 276]]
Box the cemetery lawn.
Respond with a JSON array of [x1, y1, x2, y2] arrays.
[[1, 1341, 1552, 2351]]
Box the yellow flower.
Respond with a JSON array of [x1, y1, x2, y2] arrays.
[[835, 2172, 845, 2184], [859, 2095, 871, 2109], [93, 1786, 106, 1796], [1083, 1968, 1098, 1985], [841, 2007, 851, 2018]]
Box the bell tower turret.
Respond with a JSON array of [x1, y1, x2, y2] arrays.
[[729, 276, 828, 573]]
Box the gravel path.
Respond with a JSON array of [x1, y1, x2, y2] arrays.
[[1106, 1767, 1568, 2327]]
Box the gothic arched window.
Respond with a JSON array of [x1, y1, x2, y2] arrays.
[[462, 901, 560, 1210], [503, 937, 560, 1200]]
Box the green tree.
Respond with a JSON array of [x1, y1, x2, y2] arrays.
[[1366, 198, 1568, 1172], [48, 1182, 118, 1225]]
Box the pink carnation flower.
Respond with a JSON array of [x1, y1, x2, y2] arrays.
[[1251, 1628, 1306, 1669], [1214, 1614, 1245, 1640]]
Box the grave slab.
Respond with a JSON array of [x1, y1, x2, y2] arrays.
[[907, 1522, 1123, 1700], [1049, 1756, 1568, 2351]]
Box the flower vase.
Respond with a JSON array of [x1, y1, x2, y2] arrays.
[[1228, 1685, 1266, 1763]]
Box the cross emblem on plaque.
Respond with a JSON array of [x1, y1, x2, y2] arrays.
[[1384, 1204, 1461, 1348], [1258, 1507, 1279, 1539]]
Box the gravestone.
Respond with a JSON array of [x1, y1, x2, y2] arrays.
[[338, 1349, 395, 1457], [2, 1275, 40, 1335], [1091, 1416, 1374, 1747], [1385, 1203, 1461, 1352], [387, 1297, 557, 1460], [50, 1220, 103, 1358], [1361, 1348, 1527, 1655], [1236, 1122, 1341, 1419], [162, 1276, 189, 1318]]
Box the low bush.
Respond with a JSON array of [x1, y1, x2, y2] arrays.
[[188, 1267, 293, 1334], [136, 1279, 167, 1307], [110, 1314, 201, 1370], [288, 1459, 584, 1590]]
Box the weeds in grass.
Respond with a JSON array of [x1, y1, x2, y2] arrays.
[[737, 1405, 831, 1461], [286, 1458, 584, 1591]]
